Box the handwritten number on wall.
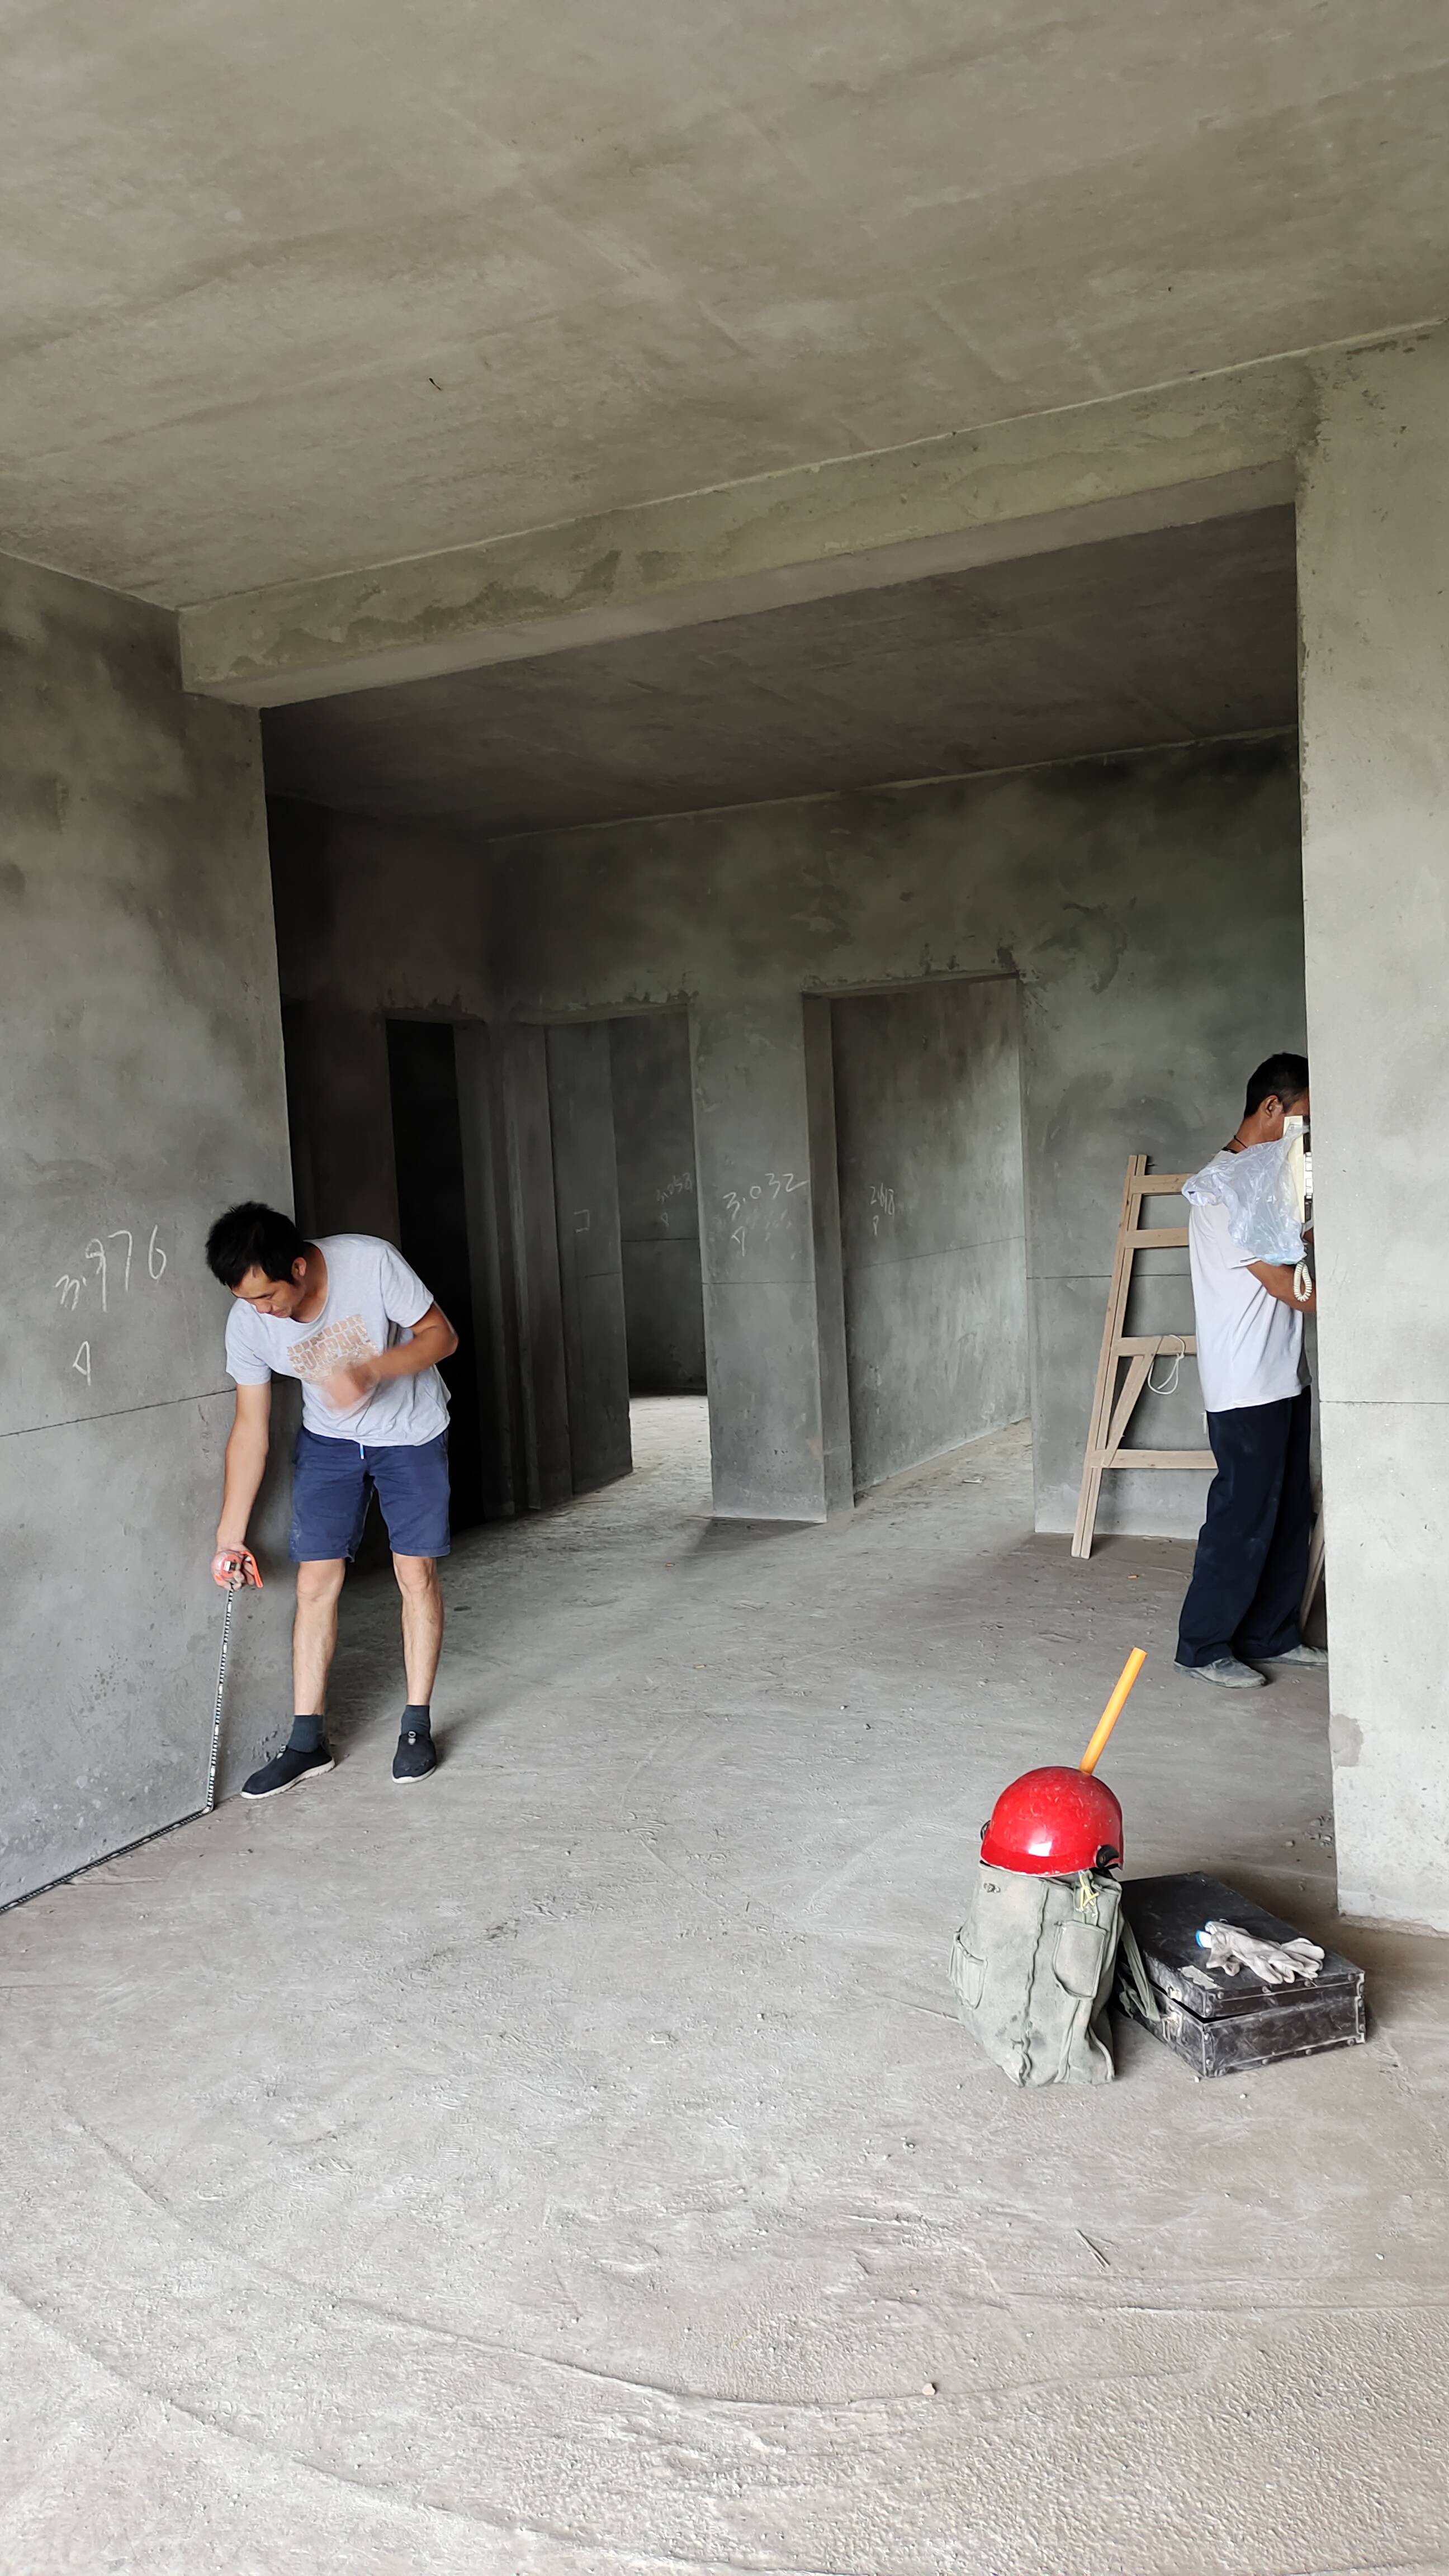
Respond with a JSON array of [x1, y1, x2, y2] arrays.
[[721, 1171, 810, 1258], [55, 1223, 169, 1391]]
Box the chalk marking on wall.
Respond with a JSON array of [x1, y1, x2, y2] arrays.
[[721, 1172, 811, 1256], [54, 1224, 171, 1385]]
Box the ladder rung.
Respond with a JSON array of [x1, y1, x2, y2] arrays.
[[1074, 1157, 1211, 1556], [1099, 1449, 1216, 1470]]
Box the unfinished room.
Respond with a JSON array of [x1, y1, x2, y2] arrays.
[[3, 7, 1448, 2572]]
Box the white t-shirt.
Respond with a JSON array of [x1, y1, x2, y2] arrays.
[[1187, 1155, 1305, 1414], [224, 1233, 451, 1446]]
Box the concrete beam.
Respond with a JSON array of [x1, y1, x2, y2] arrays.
[[180, 359, 1312, 707]]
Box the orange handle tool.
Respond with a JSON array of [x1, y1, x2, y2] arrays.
[[1079, 1647, 1146, 1774]]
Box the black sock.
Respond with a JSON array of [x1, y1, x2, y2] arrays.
[[288, 1712, 326, 1754], [401, 1703, 432, 1737]]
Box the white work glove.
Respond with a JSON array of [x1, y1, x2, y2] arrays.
[[1197, 1920, 1324, 1986]]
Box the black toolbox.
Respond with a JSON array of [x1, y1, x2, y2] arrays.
[[1118, 1872, 1366, 2076]]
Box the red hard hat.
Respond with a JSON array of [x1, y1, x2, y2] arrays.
[[979, 1766, 1124, 1875]]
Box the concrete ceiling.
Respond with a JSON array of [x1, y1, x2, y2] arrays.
[[262, 506, 1297, 833], [2, 3, 1447, 606]]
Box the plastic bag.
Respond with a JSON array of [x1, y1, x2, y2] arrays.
[[1181, 1135, 1306, 1264]]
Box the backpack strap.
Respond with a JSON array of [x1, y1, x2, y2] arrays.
[[1115, 1912, 1162, 2025]]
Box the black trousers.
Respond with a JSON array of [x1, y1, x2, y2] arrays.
[[1176, 1387, 1313, 1668]]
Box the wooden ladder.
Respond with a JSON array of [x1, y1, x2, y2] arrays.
[[1071, 1156, 1215, 1560]]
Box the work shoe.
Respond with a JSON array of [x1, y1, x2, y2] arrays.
[[240, 1744, 335, 1799], [1181, 1655, 1266, 1690], [392, 1728, 437, 1784], [1254, 1642, 1329, 1669]]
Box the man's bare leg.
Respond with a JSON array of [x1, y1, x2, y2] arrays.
[[394, 1555, 444, 1701], [293, 1557, 347, 1715], [240, 1557, 345, 1798], [392, 1555, 443, 1781]]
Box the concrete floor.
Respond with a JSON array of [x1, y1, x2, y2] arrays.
[[2, 1401, 1447, 2576]]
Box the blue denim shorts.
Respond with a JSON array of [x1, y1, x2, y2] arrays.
[[290, 1427, 451, 1562]]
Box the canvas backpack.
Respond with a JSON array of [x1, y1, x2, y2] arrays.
[[950, 1859, 1152, 2087]]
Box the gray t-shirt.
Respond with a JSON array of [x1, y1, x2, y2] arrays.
[[224, 1233, 451, 1446]]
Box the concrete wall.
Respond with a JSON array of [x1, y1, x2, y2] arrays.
[[266, 743, 1303, 1533], [608, 1013, 706, 1393], [1299, 330, 1449, 1930], [485, 737, 1305, 1534], [268, 797, 489, 1242], [1, 554, 293, 1907], [831, 977, 1028, 1490]]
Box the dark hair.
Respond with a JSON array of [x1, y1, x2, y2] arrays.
[[206, 1201, 307, 1289], [1244, 1053, 1309, 1117]]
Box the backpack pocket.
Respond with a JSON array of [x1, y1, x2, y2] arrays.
[[949, 1931, 987, 2012], [1052, 1916, 1109, 2001]]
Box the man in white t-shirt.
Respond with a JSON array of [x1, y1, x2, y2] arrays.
[[1177, 1053, 1327, 1690], [205, 1201, 460, 1794]]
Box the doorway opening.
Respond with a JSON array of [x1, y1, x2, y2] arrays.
[[607, 1006, 711, 1520], [829, 974, 1029, 1496]]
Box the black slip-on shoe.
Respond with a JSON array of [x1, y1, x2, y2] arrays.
[[392, 1728, 437, 1784], [240, 1744, 336, 1800]]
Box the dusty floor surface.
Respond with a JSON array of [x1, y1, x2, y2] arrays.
[[2, 1401, 1447, 2576]]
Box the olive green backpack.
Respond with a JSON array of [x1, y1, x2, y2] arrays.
[[950, 1860, 1156, 2087]]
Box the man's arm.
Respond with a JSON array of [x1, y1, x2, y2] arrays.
[[1247, 1259, 1316, 1314], [212, 1380, 272, 1587], [320, 1301, 458, 1411]]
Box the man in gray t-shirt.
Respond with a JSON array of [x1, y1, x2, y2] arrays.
[[205, 1200, 460, 1796]]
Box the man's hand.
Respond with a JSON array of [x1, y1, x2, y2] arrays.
[[1247, 1259, 1316, 1314], [318, 1308, 457, 1414], [320, 1356, 382, 1412], [211, 1544, 263, 1590]]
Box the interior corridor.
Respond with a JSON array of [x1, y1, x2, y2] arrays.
[[3, 1403, 1445, 2575]]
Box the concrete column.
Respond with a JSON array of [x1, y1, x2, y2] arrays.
[[609, 1013, 707, 1393], [455, 1022, 523, 1520], [690, 995, 850, 1520], [499, 1026, 572, 1510], [0, 555, 293, 1903], [1298, 329, 1449, 1929], [546, 1024, 632, 1494], [802, 997, 854, 1518]]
